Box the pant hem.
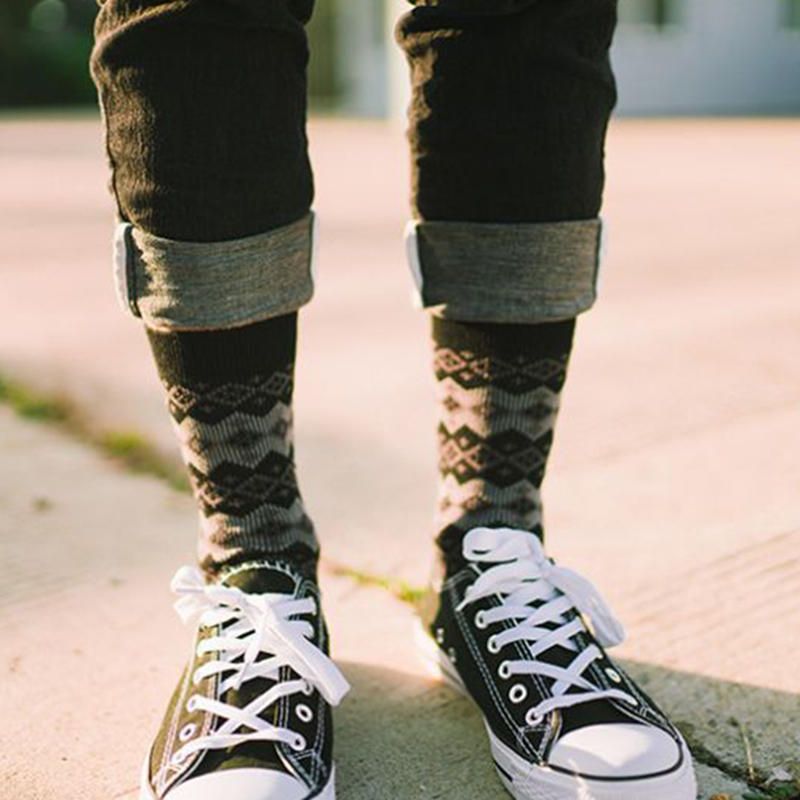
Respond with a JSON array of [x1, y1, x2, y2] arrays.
[[113, 212, 317, 331], [405, 217, 604, 324]]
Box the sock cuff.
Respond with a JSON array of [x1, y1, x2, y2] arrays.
[[147, 313, 298, 386], [431, 316, 575, 358]]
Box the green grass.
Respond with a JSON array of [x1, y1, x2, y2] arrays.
[[0, 373, 188, 492], [330, 564, 427, 611], [0, 376, 69, 421], [97, 430, 189, 492]]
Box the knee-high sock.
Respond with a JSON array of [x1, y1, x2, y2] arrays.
[[148, 313, 317, 578], [432, 316, 575, 572]]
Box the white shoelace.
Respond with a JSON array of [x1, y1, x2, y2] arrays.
[[457, 527, 635, 724], [168, 566, 350, 766]]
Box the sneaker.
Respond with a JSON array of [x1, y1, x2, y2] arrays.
[[416, 527, 696, 800], [139, 561, 349, 800]]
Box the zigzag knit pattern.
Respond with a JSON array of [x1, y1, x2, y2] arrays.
[[164, 366, 316, 567], [432, 318, 574, 564]]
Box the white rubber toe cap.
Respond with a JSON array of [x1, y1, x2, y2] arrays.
[[549, 723, 682, 778], [166, 768, 309, 800]]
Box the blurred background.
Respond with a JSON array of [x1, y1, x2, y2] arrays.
[[3, 0, 800, 114], [1, 2, 799, 800]]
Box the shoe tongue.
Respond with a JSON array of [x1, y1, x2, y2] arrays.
[[220, 561, 299, 596]]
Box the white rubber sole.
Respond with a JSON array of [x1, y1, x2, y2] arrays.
[[414, 620, 697, 800], [139, 755, 336, 800]]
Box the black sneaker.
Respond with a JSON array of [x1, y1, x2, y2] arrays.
[[416, 527, 696, 800], [139, 561, 349, 800]]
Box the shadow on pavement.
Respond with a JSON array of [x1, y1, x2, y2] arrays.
[[337, 661, 507, 799], [336, 659, 799, 799], [623, 659, 800, 793]]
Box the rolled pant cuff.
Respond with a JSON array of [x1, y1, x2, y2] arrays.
[[405, 217, 604, 324], [113, 212, 317, 331]]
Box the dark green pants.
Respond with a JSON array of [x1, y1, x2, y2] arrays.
[[92, 0, 617, 331]]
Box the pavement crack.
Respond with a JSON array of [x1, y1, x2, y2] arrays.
[[325, 559, 426, 610], [679, 724, 800, 799], [0, 372, 188, 491]]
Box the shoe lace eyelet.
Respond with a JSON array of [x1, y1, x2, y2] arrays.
[[295, 703, 313, 723], [605, 667, 622, 684], [487, 636, 501, 654], [509, 684, 528, 704], [178, 723, 197, 742], [524, 708, 544, 727], [498, 661, 512, 680], [474, 610, 488, 630], [291, 734, 306, 752], [185, 695, 200, 713], [302, 680, 314, 696]]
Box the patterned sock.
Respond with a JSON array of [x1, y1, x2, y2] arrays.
[[147, 313, 317, 578], [432, 316, 576, 573]]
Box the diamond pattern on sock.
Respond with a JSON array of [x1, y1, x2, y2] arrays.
[[434, 348, 568, 394], [161, 363, 315, 567], [438, 425, 552, 487], [145, 314, 318, 576], [166, 372, 292, 424], [432, 322, 573, 561], [173, 408, 293, 472], [190, 451, 301, 517]]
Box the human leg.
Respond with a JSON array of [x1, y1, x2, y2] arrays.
[[91, 4, 348, 797], [397, 3, 696, 797]]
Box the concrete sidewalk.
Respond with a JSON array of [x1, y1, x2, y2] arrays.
[[1, 115, 799, 799], [0, 407, 760, 799], [1, 116, 799, 589]]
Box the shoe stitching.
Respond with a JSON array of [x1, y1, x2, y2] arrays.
[[308, 587, 330, 788], [450, 566, 555, 759], [157, 630, 199, 793], [172, 638, 221, 795], [158, 624, 221, 797], [580, 647, 677, 738], [611, 665, 677, 738], [279, 578, 327, 790], [501, 586, 559, 758], [450, 573, 543, 762], [304, 580, 329, 788], [277, 662, 314, 787], [155, 658, 192, 795]]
